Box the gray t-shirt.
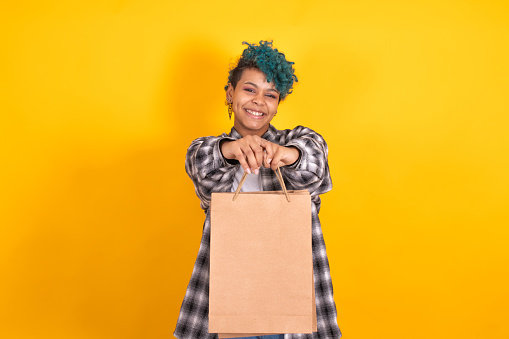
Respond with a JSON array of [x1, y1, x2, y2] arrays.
[[231, 166, 262, 192]]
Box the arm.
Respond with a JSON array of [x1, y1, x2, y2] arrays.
[[278, 126, 332, 196], [185, 135, 238, 211], [220, 134, 299, 175]]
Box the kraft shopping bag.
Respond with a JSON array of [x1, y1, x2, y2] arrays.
[[209, 168, 317, 336], [217, 273, 317, 339]]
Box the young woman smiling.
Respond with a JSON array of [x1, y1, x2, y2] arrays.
[[174, 41, 342, 339], [222, 68, 300, 175]]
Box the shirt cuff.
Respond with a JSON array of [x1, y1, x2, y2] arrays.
[[215, 137, 238, 168], [283, 139, 307, 170]]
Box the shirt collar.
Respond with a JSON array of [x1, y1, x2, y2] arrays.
[[228, 124, 278, 142]]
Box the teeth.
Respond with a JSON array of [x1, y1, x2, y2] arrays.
[[246, 109, 263, 116]]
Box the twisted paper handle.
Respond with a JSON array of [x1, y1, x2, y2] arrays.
[[232, 167, 290, 202]]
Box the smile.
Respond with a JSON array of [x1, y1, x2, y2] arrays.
[[245, 109, 265, 116]]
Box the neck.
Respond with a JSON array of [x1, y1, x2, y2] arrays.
[[234, 124, 270, 138]]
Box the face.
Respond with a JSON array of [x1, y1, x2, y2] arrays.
[[226, 68, 280, 137]]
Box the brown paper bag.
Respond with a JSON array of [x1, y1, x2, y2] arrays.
[[209, 169, 317, 336], [217, 274, 317, 339]]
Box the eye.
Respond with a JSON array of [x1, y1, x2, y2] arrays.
[[266, 94, 277, 99], [244, 88, 255, 93]]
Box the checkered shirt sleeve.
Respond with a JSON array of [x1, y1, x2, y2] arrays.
[[184, 134, 236, 211]]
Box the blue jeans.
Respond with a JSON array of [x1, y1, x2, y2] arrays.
[[233, 336, 284, 339]]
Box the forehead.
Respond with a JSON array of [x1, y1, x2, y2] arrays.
[[239, 68, 277, 89]]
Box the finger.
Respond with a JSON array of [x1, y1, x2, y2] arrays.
[[251, 144, 264, 169], [270, 148, 284, 171], [245, 135, 263, 147], [233, 149, 251, 174], [244, 137, 264, 173], [260, 141, 274, 168], [240, 144, 260, 174]]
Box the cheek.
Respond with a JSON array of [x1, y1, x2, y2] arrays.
[[233, 96, 246, 107]]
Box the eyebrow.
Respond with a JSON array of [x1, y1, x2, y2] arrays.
[[244, 81, 280, 94]]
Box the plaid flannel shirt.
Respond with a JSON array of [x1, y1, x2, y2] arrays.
[[174, 124, 342, 339]]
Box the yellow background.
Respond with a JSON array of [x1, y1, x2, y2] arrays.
[[1, 0, 508, 338]]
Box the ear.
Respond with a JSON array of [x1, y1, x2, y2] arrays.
[[226, 83, 234, 102]]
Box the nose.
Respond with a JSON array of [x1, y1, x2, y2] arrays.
[[253, 92, 264, 105]]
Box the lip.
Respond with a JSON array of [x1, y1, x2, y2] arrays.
[[244, 108, 266, 119]]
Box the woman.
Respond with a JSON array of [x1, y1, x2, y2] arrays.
[[174, 41, 342, 339]]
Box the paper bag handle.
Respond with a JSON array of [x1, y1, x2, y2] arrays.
[[232, 167, 290, 202]]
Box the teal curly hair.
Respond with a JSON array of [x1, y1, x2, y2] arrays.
[[225, 40, 298, 101]]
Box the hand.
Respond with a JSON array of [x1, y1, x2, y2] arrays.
[[260, 140, 300, 171], [221, 135, 265, 174], [221, 136, 300, 174]]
